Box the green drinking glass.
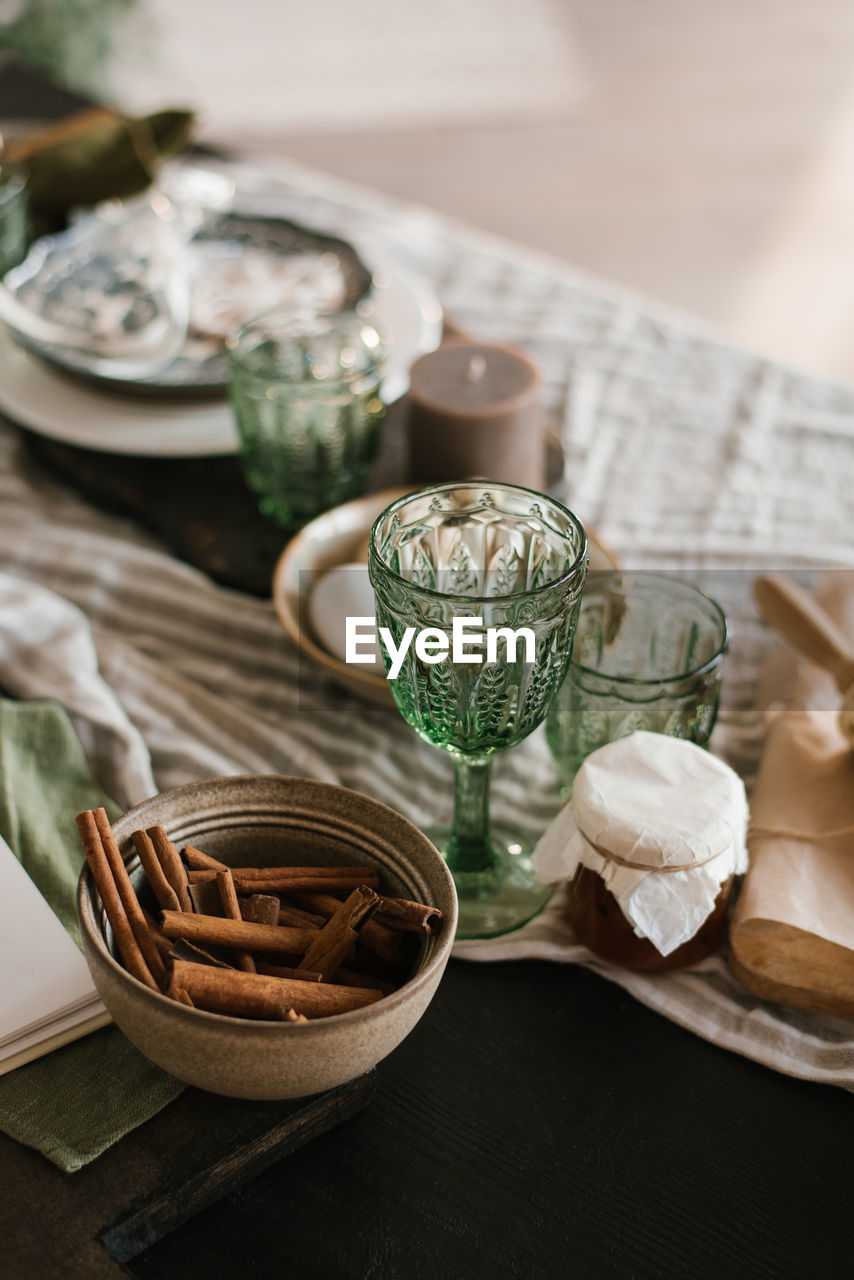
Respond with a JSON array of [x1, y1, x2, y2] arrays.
[[227, 308, 385, 528], [369, 482, 588, 938], [0, 164, 30, 275], [545, 572, 728, 793]]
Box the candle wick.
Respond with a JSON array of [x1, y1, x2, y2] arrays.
[[467, 354, 487, 383]]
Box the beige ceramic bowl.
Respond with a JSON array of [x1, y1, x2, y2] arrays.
[[272, 486, 412, 705], [272, 486, 620, 705], [77, 775, 457, 1100]]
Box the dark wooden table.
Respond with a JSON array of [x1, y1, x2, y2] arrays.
[[5, 423, 851, 1280], [128, 959, 851, 1280], [2, 65, 852, 1280]]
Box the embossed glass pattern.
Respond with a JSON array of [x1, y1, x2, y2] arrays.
[[370, 483, 588, 938], [545, 572, 727, 792], [227, 308, 385, 528]]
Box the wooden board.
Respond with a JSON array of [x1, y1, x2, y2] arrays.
[[0, 1071, 374, 1279], [729, 936, 854, 1020], [20, 395, 410, 598], [22, 435, 300, 599]]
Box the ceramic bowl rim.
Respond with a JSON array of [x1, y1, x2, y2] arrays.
[[77, 773, 458, 1032], [271, 486, 414, 700]]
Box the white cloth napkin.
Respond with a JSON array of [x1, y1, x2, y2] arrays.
[[0, 573, 155, 810]]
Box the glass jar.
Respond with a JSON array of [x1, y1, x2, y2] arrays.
[[533, 731, 748, 970], [565, 865, 735, 971]]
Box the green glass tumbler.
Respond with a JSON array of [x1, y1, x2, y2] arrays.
[[370, 482, 588, 938], [545, 571, 728, 793], [227, 308, 385, 528], [0, 164, 30, 275]]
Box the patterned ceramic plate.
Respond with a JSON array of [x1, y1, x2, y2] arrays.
[[5, 209, 375, 398], [0, 261, 442, 455]]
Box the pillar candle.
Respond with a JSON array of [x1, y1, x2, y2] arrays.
[[407, 341, 544, 490]]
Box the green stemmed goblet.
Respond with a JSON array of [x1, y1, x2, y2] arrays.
[[369, 482, 588, 938]]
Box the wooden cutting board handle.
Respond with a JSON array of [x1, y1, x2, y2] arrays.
[[753, 574, 854, 694]]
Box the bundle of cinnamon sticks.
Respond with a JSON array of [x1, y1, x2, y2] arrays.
[[76, 808, 443, 1022]]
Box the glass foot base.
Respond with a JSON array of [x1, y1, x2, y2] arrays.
[[427, 826, 553, 941]]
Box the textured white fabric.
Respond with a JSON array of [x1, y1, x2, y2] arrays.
[[2, 156, 854, 1085], [0, 573, 156, 809]]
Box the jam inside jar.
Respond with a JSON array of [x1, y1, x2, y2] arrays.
[[565, 864, 734, 971]]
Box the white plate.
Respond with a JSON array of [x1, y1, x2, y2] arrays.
[[0, 264, 442, 457]]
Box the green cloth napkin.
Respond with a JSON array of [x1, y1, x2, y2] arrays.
[[0, 698, 183, 1172], [17, 107, 195, 231]]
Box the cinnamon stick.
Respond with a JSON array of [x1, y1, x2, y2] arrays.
[[132, 830, 181, 912], [187, 868, 379, 893], [238, 865, 379, 884], [375, 896, 444, 935], [159, 910, 316, 956], [76, 810, 157, 991], [254, 960, 324, 983], [289, 891, 403, 964], [172, 987, 195, 1008], [273, 898, 325, 928], [91, 808, 166, 985], [240, 894, 281, 926], [257, 951, 304, 969], [216, 870, 256, 973], [147, 825, 193, 912], [298, 886, 380, 980], [331, 965, 398, 995], [168, 960, 294, 1020], [170, 959, 383, 1019], [142, 907, 174, 960], [187, 879, 221, 917], [169, 939, 235, 969], [184, 844, 228, 872]]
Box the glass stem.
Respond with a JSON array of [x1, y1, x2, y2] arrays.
[[446, 754, 497, 876]]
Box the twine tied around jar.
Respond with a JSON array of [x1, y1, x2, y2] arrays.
[[575, 827, 729, 873]]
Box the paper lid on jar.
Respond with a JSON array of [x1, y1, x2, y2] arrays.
[[532, 732, 749, 956], [570, 731, 747, 871]]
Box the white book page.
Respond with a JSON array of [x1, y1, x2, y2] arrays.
[[0, 991, 106, 1051], [0, 834, 99, 1045], [0, 1008, 112, 1077]]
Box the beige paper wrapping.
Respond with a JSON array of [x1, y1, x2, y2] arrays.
[[730, 574, 854, 1016]]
